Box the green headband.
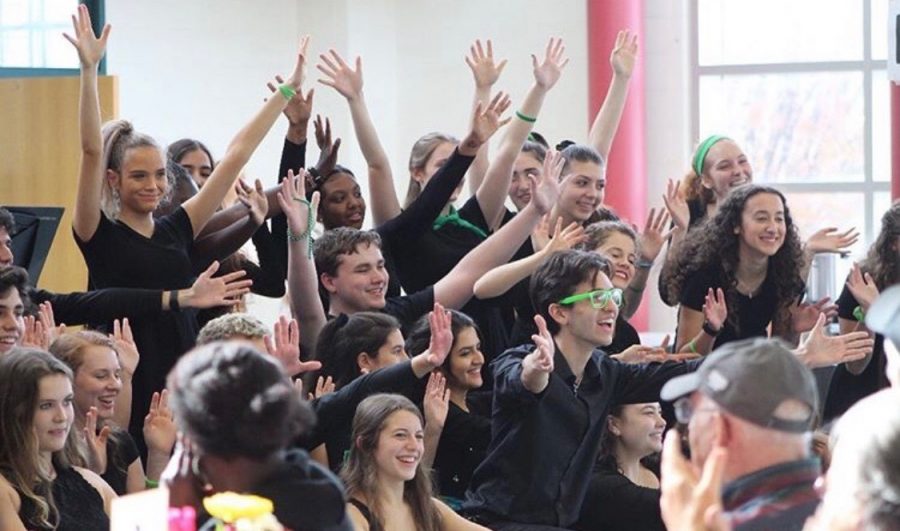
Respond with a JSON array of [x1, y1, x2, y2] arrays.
[[692, 135, 730, 176]]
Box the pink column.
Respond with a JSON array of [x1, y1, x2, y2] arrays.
[[587, 0, 648, 329]]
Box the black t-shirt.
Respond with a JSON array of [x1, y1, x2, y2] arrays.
[[679, 266, 779, 348], [576, 459, 664, 531], [606, 317, 642, 355], [823, 283, 888, 421], [433, 401, 492, 502], [100, 430, 140, 495], [75, 208, 199, 454], [382, 286, 435, 334]]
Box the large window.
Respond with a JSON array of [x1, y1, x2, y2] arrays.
[[0, 0, 103, 76], [692, 0, 890, 297]]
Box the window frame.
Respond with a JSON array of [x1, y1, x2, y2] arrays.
[[0, 0, 105, 77]]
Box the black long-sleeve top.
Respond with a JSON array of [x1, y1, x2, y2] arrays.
[[463, 344, 701, 528], [29, 286, 166, 325]]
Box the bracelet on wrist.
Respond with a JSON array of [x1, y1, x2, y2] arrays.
[[278, 84, 297, 101], [852, 305, 865, 322], [287, 196, 316, 258], [702, 320, 721, 337], [145, 478, 159, 489], [515, 110, 537, 123], [169, 289, 180, 312]]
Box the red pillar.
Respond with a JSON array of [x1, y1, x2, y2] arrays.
[[587, 0, 648, 329], [892, 82, 900, 200]]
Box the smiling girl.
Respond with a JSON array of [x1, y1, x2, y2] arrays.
[[0, 349, 115, 530], [341, 394, 488, 531]]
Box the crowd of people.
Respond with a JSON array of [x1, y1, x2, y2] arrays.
[[1, 6, 898, 531]]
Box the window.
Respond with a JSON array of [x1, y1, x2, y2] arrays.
[[0, 0, 103, 76], [692, 0, 889, 297]]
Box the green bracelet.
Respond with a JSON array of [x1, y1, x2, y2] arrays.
[[687, 340, 698, 354], [287, 196, 315, 258], [279, 84, 297, 101], [852, 305, 865, 322], [515, 110, 537, 123], [145, 478, 159, 489]]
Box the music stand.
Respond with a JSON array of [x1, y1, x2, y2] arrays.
[[6, 206, 64, 285]]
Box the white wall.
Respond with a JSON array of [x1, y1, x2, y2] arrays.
[[105, 0, 691, 333]]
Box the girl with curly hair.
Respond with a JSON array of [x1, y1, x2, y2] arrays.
[[823, 201, 900, 420], [666, 185, 806, 354]]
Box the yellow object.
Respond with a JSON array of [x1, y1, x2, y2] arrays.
[[203, 492, 275, 523]]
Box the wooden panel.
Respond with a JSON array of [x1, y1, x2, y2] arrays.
[[0, 75, 118, 293]]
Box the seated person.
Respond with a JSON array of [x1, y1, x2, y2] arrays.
[[342, 393, 488, 531], [164, 341, 352, 531], [0, 348, 116, 530]]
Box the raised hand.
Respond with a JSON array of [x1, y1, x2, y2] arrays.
[[267, 74, 313, 127], [529, 149, 566, 215], [662, 178, 690, 230], [313, 115, 342, 177], [21, 314, 50, 350], [235, 178, 268, 225], [276, 169, 319, 236], [846, 263, 880, 312], [468, 91, 512, 146], [143, 390, 177, 457], [611, 344, 668, 364], [522, 315, 555, 380], [465, 39, 507, 88], [35, 302, 65, 346], [264, 316, 322, 377], [283, 35, 310, 90], [610, 30, 639, 78], [703, 288, 727, 333], [317, 50, 363, 102], [638, 207, 673, 263], [790, 297, 838, 334], [544, 218, 586, 255], [62, 4, 110, 68], [423, 371, 450, 432], [187, 261, 252, 309], [805, 227, 859, 255], [83, 406, 111, 474], [532, 37, 569, 90], [424, 303, 453, 368], [797, 313, 875, 368], [660, 431, 731, 531], [309, 375, 335, 400], [110, 318, 139, 377]]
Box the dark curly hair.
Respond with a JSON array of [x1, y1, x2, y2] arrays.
[[663, 184, 805, 337], [860, 200, 900, 290]]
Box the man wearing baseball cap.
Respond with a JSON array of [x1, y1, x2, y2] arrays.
[[866, 284, 900, 386], [660, 338, 821, 531]]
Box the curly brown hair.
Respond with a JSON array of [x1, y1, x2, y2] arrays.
[[663, 185, 805, 337], [860, 201, 900, 290]]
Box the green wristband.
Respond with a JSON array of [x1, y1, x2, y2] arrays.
[[145, 478, 159, 489], [279, 84, 297, 101], [515, 110, 537, 123], [852, 305, 865, 322]]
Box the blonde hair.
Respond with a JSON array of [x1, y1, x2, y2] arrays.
[[404, 132, 458, 208]]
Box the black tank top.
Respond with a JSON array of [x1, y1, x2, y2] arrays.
[[349, 498, 381, 531], [17, 466, 109, 531]]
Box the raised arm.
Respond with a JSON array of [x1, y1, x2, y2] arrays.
[[800, 226, 859, 280], [474, 218, 584, 299], [280, 170, 327, 356], [588, 30, 637, 160], [521, 315, 555, 394], [64, 5, 111, 242], [622, 207, 672, 318], [477, 37, 568, 231], [464, 39, 507, 195], [181, 37, 310, 237], [317, 50, 399, 225], [435, 150, 565, 309]]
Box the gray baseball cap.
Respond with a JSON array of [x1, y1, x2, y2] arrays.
[[661, 338, 819, 433], [866, 285, 900, 346]]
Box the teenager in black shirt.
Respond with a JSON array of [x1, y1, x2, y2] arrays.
[[462, 250, 701, 530]]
